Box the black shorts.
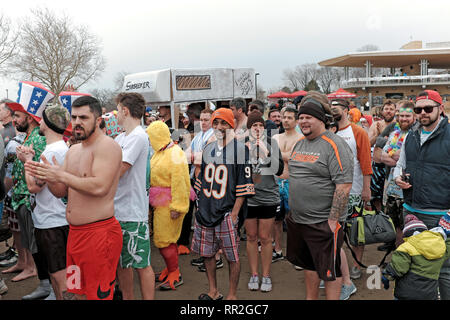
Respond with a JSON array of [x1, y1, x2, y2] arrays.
[[286, 216, 344, 281], [246, 205, 278, 220], [34, 225, 69, 274]]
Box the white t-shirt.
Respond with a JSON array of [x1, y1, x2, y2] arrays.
[[31, 140, 69, 229], [114, 126, 150, 222]]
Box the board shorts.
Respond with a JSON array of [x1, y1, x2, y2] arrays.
[[118, 221, 151, 269], [5, 196, 19, 232], [346, 194, 362, 218], [247, 205, 278, 220], [286, 216, 343, 281], [66, 217, 122, 300], [370, 162, 386, 200], [277, 179, 289, 220], [35, 225, 69, 274], [191, 213, 240, 262]]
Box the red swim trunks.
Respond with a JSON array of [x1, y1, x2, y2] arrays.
[[66, 217, 122, 300]]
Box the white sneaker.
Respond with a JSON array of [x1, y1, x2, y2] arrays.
[[260, 276, 272, 292], [248, 275, 259, 291]]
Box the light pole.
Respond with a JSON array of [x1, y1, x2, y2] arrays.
[[5, 89, 8, 99], [255, 72, 260, 100]]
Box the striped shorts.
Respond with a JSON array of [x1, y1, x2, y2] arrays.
[[191, 213, 240, 262]]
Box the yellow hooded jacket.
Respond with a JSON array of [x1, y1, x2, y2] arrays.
[[146, 121, 191, 248]]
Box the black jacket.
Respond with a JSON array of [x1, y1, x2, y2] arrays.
[[403, 117, 450, 210]]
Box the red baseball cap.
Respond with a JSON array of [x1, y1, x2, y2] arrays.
[[416, 90, 443, 105], [6, 102, 41, 124]]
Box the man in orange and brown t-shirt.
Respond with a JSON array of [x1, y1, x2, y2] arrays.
[[331, 99, 372, 300]]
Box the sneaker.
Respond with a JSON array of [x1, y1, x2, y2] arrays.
[[0, 247, 16, 261], [319, 280, 325, 289], [198, 258, 224, 272], [272, 251, 284, 263], [257, 241, 261, 252], [294, 265, 303, 270], [350, 266, 362, 280], [22, 283, 51, 300], [0, 278, 8, 295], [340, 282, 357, 300], [190, 257, 205, 267], [260, 276, 272, 292], [159, 275, 183, 291], [248, 275, 259, 291], [0, 255, 17, 268], [44, 287, 56, 300]]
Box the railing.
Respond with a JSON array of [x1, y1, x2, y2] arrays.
[[342, 74, 450, 88]]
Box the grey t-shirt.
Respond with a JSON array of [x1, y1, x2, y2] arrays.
[[288, 130, 354, 224], [247, 137, 284, 207]]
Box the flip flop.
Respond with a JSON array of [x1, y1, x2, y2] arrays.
[[198, 293, 224, 301]]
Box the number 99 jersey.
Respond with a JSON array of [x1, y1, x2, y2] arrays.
[[194, 139, 255, 227]]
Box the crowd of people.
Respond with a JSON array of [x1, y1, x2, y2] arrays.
[[0, 86, 448, 301]]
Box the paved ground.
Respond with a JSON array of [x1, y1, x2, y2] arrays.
[[0, 231, 393, 300]]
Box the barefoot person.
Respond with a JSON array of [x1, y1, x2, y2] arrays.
[[7, 101, 50, 299], [271, 107, 303, 262], [25, 96, 123, 300]]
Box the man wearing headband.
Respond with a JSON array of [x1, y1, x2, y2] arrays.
[[380, 102, 416, 250], [393, 90, 450, 299], [330, 98, 372, 299], [192, 108, 255, 300], [23, 105, 70, 300], [286, 92, 354, 300]]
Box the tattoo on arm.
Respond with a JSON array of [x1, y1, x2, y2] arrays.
[[329, 188, 350, 221]]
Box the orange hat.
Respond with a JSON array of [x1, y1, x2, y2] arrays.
[[211, 108, 235, 128], [348, 108, 361, 123]]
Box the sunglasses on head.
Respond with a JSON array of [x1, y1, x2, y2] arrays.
[[413, 105, 438, 114]]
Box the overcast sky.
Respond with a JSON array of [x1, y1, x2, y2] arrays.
[[1, 0, 450, 99]]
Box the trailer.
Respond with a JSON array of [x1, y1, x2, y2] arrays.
[[122, 67, 257, 128]]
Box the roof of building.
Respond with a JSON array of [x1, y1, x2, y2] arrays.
[[318, 41, 450, 68]]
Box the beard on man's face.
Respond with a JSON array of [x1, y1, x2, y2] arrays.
[[15, 121, 29, 133], [73, 123, 96, 141]]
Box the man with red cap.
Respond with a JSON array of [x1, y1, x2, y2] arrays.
[[192, 108, 255, 300], [7, 101, 50, 299], [394, 89, 450, 299]]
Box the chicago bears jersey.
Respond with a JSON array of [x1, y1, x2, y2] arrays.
[[194, 138, 255, 227]]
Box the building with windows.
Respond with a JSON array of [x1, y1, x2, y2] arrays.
[[319, 41, 450, 108]]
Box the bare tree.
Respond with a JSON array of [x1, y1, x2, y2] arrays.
[[317, 67, 343, 94], [114, 71, 129, 93], [0, 13, 18, 74], [10, 7, 106, 96], [283, 63, 320, 91], [89, 88, 117, 111], [356, 44, 380, 52]]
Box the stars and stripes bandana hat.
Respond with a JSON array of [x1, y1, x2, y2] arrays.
[[58, 91, 91, 114], [16, 81, 55, 119]]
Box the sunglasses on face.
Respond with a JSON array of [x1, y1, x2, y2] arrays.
[[413, 105, 438, 114]]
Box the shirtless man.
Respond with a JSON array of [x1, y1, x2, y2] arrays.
[[271, 107, 303, 262], [25, 96, 123, 300]]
